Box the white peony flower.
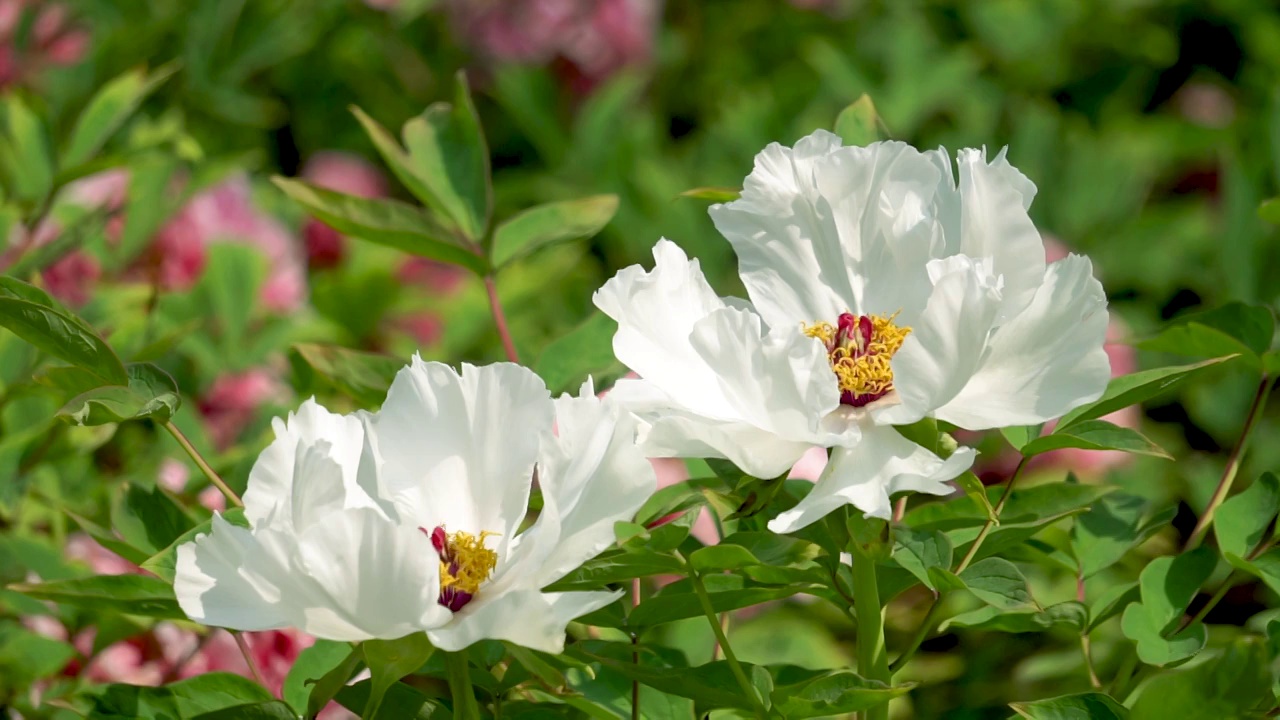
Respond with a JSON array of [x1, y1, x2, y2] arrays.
[[174, 358, 655, 653], [594, 131, 1110, 531]]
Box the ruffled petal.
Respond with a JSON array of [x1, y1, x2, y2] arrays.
[[175, 514, 292, 632], [593, 239, 739, 419], [370, 359, 550, 554], [638, 409, 814, 479], [768, 425, 975, 532], [874, 255, 1004, 426], [428, 587, 621, 653], [934, 254, 1110, 429]]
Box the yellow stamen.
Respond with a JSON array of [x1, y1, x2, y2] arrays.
[[438, 530, 499, 596], [803, 313, 911, 404]]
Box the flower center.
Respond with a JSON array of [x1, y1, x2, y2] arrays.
[[421, 526, 498, 611], [803, 312, 912, 407]]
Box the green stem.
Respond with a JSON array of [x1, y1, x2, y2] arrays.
[[1186, 375, 1272, 550], [849, 544, 889, 720], [444, 650, 482, 720], [162, 422, 243, 508], [888, 599, 940, 674], [690, 571, 768, 719]]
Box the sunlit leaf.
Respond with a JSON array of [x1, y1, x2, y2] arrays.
[[491, 194, 617, 268]]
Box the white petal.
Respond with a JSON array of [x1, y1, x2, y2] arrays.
[[639, 409, 814, 479], [242, 399, 370, 529], [947, 147, 1045, 322], [592, 239, 738, 419], [515, 389, 654, 586], [710, 136, 944, 328], [768, 425, 975, 532], [294, 507, 449, 640], [428, 588, 620, 653], [370, 359, 550, 553], [874, 256, 1003, 426], [934, 254, 1110, 428], [175, 514, 292, 632]]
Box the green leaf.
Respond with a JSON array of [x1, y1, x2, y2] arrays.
[[958, 558, 1033, 609], [1011, 692, 1129, 719], [1130, 637, 1273, 720], [1260, 197, 1280, 224], [893, 527, 953, 591], [718, 531, 823, 567], [629, 578, 809, 629], [111, 482, 197, 556], [1121, 608, 1206, 666], [954, 471, 998, 522], [290, 343, 403, 407], [0, 276, 128, 385], [334, 678, 452, 720], [58, 362, 182, 426], [1120, 548, 1216, 666], [65, 509, 152, 565], [834, 94, 880, 146], [305, 644, 364, 719], [1057, 356, 1236, 430], [1214, 472, 1280, 558], [1139, 302, 1274, 366], [1072, 494, 1176, 579], [62, 63, 179, 169], [272, 177, 486, 275], [282, 640, 356, 715], [1024, 419, 1171, 459], [1087, 582, 1140, 632], [769, 668, 913, 718], [943, 602, 1087, 633], [678, 187, 741, 202], [84, 672, 273, 719], [689, 545, 760, 572], [1000, 424, 1043, 451], [362, 634, 435, 719], [0, 620, 76, 693], [533, 311, 623, 394], [140, 508, 247, 583], [0, 95, 54, 201], [190, 701, 299, 720], [402, 71, 492, 240], [1224, 547, 1280, 597], [544, 548, 685, 591], [9, 574, 185, 619], [907, 480, 1111, 530], [491, 194, 618, 268]]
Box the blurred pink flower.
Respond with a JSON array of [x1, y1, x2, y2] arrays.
[[299, 152, 387, 270], [393, 312, 445, 346], [198, 368, 281, 450], [66, 534, 138, 576], [41, 250, 100, 307], [198, 485, 227, 512], [0, 0, 89, 88], [398, 257, 465, 295], [448, 0, 658, 93], [156, 458, 191, 493]]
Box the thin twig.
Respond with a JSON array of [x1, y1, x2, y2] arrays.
[[234, 632, 268, 692], [631, 578, 641, 720], [484, 275, 520, 363], [163, 422, 242, 508], [691, 571, 768, 719]]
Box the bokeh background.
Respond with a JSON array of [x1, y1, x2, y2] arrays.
[[4, 1, 1280, 717]]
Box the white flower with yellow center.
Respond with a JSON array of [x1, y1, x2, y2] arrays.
[[174, 359, 655, 652], [594, 131, 1110, 531]]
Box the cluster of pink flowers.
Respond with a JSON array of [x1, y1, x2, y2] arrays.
[[0, 0, 88, 88], [442, 0, 659, 94]]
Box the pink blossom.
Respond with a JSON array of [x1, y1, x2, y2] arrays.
[[198, 485, 227, 512], [393, 312, 445, 346], [41, 250, 100, 307], [156, 458, 191, 493], [398, 257, 465, 295], [199, 368, 281, 450], [303, 152, 387, 199], [65, 534, 137, 576], [0, 0, 89, 88]]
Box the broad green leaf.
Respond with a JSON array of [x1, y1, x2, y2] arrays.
[[140, 509, 248, 584], [1224, 547, 1280, 597], [1024, 419, 1170, 459], [1120, 548, 1216, 665], [954, 471, 998, 522], [504, 643, 568, 690], [718, 532, 823, 567], [272, 177, 486, 275], [0, 276, 127, 385], [533, 311, 623, 394], [942, 601, 1086, 633], [190, 701, 299, 720], [282, 640, 356, 715], [958, 558, 1033, 609], [1087, 582, 1140, 632], [110, 482, 196, 556], [1140, 302, 1274, 366], [1214, 472, 1280, 558], [335, 678, 451, 720], [1, 95, 53, 201], [907, 481, 1112, 530], [491, 194, 618, 268], [290, 343, 402, 407], [893, 527, 953, 590], [351, 105, 442, 219], [402, 71, 492, 240], [630, 578, 810, 629], [770, 668, 913, 718], [573, 644, 756, 713], [305, 643, 364, 719], [84, 673, 273, 719], [689, 545, 760, 572], [1011, 692, 1129, 719], [635, 476, 723, 526], [679, 187, 741, 202], [63, 63, 179, 169], [544, 548, 685, 591], [564, 639, 693, 719], [1130, 637, 1273, 720], [362, 634, 435, 719], [1120, 607, 1207, 666], [58, 362, 182, 426], [9, 574, 184, 619], [1000, 424, 1043, 451], [1057, 356, 1236, 430], [834, 94, 880, 146], [1072, 494, 1176, 578]]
